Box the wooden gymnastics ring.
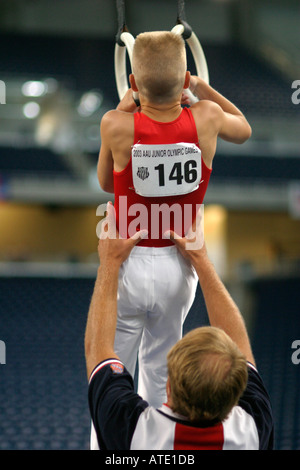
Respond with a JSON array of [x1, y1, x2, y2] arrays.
[[171, 23, 209, 104], [114, 31, 138, 102], [114, 0, 139, 103], [114, 25, 209, 105], [114, 0, 209, 105]]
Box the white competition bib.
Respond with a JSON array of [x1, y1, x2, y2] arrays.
[[132, 142, 202, 197]]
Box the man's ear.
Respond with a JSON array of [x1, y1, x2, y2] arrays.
[[129, 74, 138, 92], [166, 376, 173, 407], [184, 71, 191, 90]]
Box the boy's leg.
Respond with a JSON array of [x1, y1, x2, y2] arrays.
[[114, 258, 147, 375], [137, 249, 198, 408]]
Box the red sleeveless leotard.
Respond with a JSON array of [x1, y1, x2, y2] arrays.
[[113, 107, 212, 247]]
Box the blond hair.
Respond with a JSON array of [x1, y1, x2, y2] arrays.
[[132, 31, 187, 103], [167, 327, 248, 423]]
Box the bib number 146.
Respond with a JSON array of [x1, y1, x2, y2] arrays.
[[154, 160, 198, 187]]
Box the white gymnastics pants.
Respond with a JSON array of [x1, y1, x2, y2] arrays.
[[90, 245, 198, 449]]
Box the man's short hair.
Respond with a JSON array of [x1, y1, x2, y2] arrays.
[[167, 326, 248, 423], [132, 31, 187, 103]]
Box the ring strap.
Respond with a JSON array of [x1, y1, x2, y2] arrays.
[[177, 0, 187, 21], [176, 0, 192, 39], [116, 0, 128, 46]]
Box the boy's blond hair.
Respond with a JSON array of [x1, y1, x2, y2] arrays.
[[132, 31, 187, 103], [167, 326, 248, 423]]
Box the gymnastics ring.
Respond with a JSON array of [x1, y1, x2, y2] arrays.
[[172, 23, 209, 104], [114, 26, 209, 105], [114, 31, 139, 102]]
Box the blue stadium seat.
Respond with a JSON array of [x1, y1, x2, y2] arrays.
[[250, 277, 300, 449], [0, 146, 74, 177], [1, 274, 298, 449]]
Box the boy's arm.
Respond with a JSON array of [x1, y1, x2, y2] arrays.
[[116, 88, 140, 113], [97, 89, 139, 193], [190, 76, 252, 144], [97, 112, 115, 193]]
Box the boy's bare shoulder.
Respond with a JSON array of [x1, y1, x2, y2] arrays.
[[101, 109, 129, 123], [101, 109, 134, 133], [190, 100, 223, 134], [191, 99, 222, 119]]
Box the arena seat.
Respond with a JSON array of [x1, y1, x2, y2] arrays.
[[0, 146, 75, 178], [1, 274, 298, 449]]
